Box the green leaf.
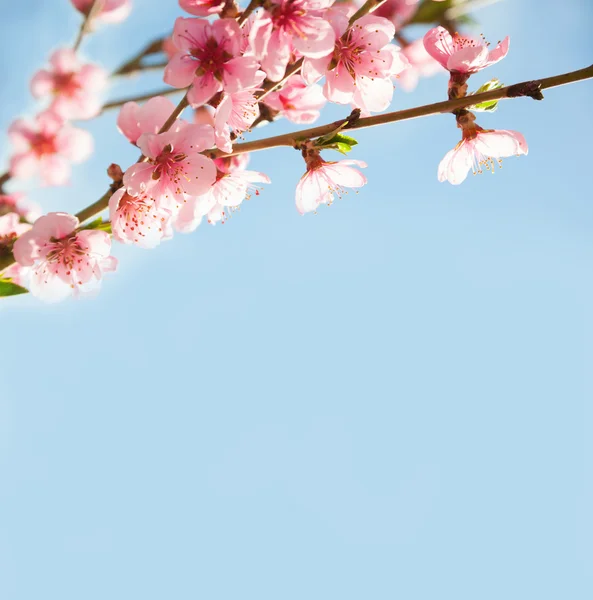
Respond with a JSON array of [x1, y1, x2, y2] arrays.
[[469, 78, 504, 112], [315, 133, 359, 154], [0, 278, 28, 297], [81, 217, 112, 234]]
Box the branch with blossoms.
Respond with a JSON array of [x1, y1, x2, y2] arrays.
[[0, 0, 591, 302]]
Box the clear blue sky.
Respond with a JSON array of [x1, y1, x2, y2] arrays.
[[1, 1, 592, 598]]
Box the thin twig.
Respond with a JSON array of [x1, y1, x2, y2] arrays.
[[102, 87, 182, 111], [73, 0, 103, 52]]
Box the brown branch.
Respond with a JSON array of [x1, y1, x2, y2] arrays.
[[111, 37, 168, 77]]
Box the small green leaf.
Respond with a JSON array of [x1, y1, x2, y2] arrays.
[[315, 133, 359, 154], [469, 78, 504, 112], [81, 217, 112, 234], [0, 278, 28, 297]]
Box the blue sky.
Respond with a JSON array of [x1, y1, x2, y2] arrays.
[[1, 1, 592, 598]]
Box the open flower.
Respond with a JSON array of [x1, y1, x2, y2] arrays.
[[302, 14, 408, 113], [117, 96, 181, 145], [175, 154, 270, 230], [12, 212, 117, 302], [70, 0, 132, 24], [423, 26, 509, 74], [31, 48, 107, 120], [164, 17, 263, 107], [265, 75, 326, 124], [109, 187, 173, 248], [438, 126, 528, 185], [123, 124, 217, 212], [8, 111, 93, 186], [296, 149, 367, 214], [213, 86, 263, 152], [249, 0, 336, 82]]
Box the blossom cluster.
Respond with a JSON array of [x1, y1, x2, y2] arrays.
[[0, 0, 530, 303]]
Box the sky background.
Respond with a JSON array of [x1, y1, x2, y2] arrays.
[[1, 1, 592, 598]]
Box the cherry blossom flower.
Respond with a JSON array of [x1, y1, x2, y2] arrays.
[[296, 150, 367, 214], [174, 154, 270, 230], [249, 0, 337, 82], [438, 126, 528, 185], [178, 0, 226, 17], [423, 26, 510, 74], [117, 96, 181, 145], [0, 213, 32, 288], [12, 212, 117, 302], [265, 75, 326, 124], [164, 17, 264, 108], [123, 124, 217, 212], [8, 111, 93, 186], [109, 187, 173, 248], [213, 86, 262, 152], [70, 0, 132, 24], [30, 48, 107, 120], [302, 14, 408, 113], [397, 38, 444, 91]]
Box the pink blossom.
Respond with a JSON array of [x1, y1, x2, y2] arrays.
[[178, 0, 225, 17], [0, 193, 40, 222], [302, 14, 408, 113], [8, 111, 93, 186], [249, 0, 337, 82], [109, 187, 173, 248], [438, 127, 528, 185], [296, 153, 367, 214], [117, 96, 180, 145], [164, 17, 264, 108], [31, 48, 107, 120], [70, 0, 132, 24], [397, 38, 445, 91], [265, 75, 326, 124], [175, 154, 270, 229], [374, 0, 420, 30], [123, 124, 217, 212], [423, 26, 510, 74], [213, 86, 262, 152], [0, 212, 32, 288], [12, 212, 117, 302]]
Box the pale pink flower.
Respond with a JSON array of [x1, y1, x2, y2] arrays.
[[123, 124, 217, 212], [302, 14, 408, 113], [109, 187, 173, 248], [423, 26, 510, 74], [175, 154, 270, 229], [398, 38, 445, 91], [0, 213, 32, 288], [8, 111, 93, 186], [12, 212, 117, 302], [71, 0, 132, 24], [213, 86, 262, 152], [117, 96, 180, 145], [374, 0, 420, 30], [438, 127, 528, 185], [249, 0, 337, 82], [265, 75, 326, 124], [178, 0, 225, 16], [296, 154, 367, 214], [0, 193, 40, 222], [164, 17, 264, 108], [31, 48, 107, 120]]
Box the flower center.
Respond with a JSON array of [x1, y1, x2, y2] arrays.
[[32, 133, 57, 157], [186, 36, 233, 79], [151, 145, 187, 181], [53, 72, 81, 97], [272, 1, 307, 36], [45, 235, 87, 273]]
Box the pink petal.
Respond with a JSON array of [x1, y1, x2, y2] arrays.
[[164, 52, 197, 88], [30, 70, 54, 98], [292, 18, 335, 58], [39, 155, 71, 186], [123, 162, 157, 196], [10, 152, 39, 180], [187, 74, 220, 107], [447, 45, 489, 73], [484, 36, 510, 68], [437, 142, 472, 185], [474, 129, 528, 157], [56, 126, 93, 162]]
